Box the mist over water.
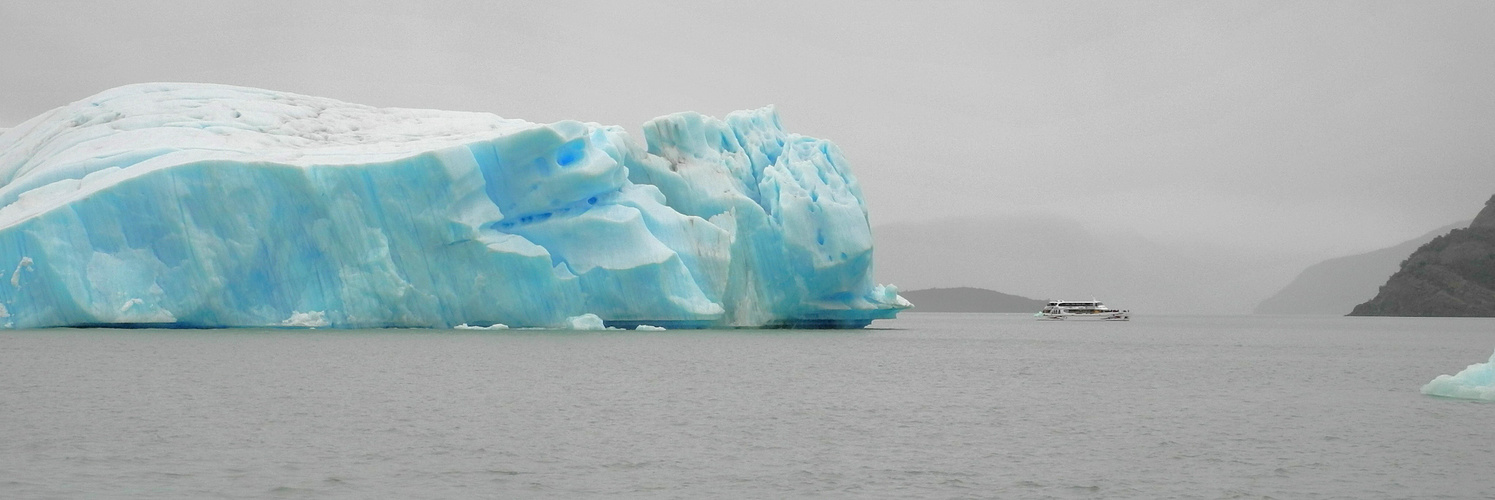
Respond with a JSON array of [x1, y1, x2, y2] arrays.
[[873, 216, 1320, 314], [6, 2, 1495, 264], [4, 315, 1491, 498]]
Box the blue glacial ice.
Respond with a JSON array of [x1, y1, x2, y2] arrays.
[[0, 83, 909, 329], [1422, 348, 1495, 401]]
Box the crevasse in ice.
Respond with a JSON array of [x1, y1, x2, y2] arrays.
[[0, 83, 908, 329]]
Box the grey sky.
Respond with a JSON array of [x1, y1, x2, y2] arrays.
[[4, 0, 1494, 265]]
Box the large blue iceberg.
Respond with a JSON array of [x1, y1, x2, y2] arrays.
[[0, 83, 908, 329]]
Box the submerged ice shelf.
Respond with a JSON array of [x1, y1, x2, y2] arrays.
[[0, 83, 908, 329]]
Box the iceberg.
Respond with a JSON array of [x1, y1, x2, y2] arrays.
[[454, 323, 509, 331], [0, 83, 908, 329], [1422, 348, 1495, 401], [278, 310, 330, 328]]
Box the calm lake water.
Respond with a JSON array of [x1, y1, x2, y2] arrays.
[[3, 313, 1493, 499]]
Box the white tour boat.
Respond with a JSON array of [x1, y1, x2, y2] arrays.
[[1036, 300, 1130, 321]]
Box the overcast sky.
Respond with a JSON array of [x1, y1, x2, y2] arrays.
[[4, 0, 1495, 263]]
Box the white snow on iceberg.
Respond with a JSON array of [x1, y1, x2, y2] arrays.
[[0, 83, 907, 329], [1422, 348, 1495, 401]]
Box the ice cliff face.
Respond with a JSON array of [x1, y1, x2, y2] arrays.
[[0, 83, 908, 328]]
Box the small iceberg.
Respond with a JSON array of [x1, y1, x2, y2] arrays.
[[1421, 348, 1495, 401], [564, 313, 617, 330], [455, 323, 510, 330], [280, 310, 330, 328]]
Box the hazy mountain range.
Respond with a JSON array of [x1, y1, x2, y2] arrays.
[[1255, 221, 1469, 315], [898, 287, 1045, 313], [874, 215, 1467, 315], [872, 215, 1314, 315]]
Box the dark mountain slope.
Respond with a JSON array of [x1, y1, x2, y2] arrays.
[[1255, 221, 1467, 315], [1351, 196, 1495, 316]]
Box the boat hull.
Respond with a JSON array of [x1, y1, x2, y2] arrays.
[[1037, 300, 1130, 321], [1036, 312, 1130, 321]]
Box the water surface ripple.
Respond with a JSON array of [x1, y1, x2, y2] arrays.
[[2, 313, 1492, 498]]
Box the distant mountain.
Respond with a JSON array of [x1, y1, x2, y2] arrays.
[[899, 287, 1045, 313], [872, 215, 1307, 314], [1351, 196, 1495, 316], [1254, 221, 1469, 315]]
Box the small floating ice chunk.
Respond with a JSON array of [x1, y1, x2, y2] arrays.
[[1421, 348, 1495, 401], [455, 323, 510, 330], [281, 310, 330, 328], [635, 324, 666, 331], [565, 313, 611, 330]]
